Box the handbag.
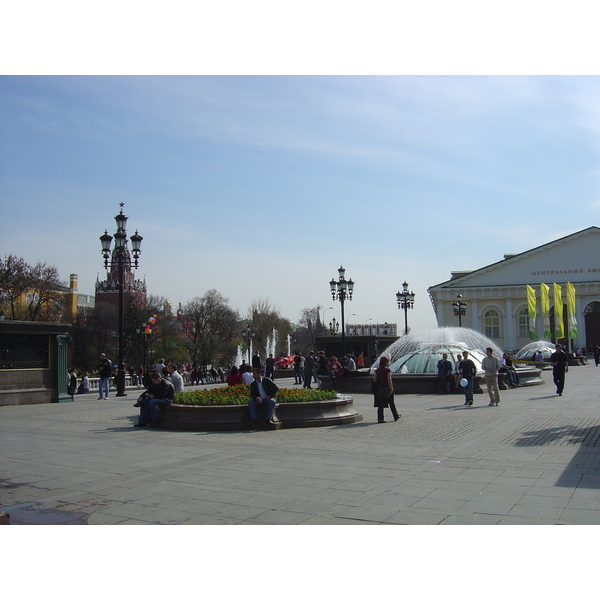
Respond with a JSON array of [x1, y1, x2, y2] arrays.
[[376, 384, 390, 401]]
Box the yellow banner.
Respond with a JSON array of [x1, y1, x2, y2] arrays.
[[554, 283, 564, 339], [566, 282, 578, 338], [526, 285, 537, 340], [540, 283, 551, 339]]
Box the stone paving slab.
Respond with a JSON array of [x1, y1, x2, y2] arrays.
[[1, 366, 599, 525]]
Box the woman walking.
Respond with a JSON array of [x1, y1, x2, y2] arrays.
[[372, 356, 400, 423]]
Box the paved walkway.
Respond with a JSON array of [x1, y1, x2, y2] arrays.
[[1, 365, 599, 525]]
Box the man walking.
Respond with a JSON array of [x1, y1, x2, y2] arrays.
[[482, 347, 501, 406], [550, 344, 569, 396], [460, 351, 477, 406]]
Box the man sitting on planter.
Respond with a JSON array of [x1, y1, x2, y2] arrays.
[[248, 368, 278, 426], [134, 371, 175, 428]]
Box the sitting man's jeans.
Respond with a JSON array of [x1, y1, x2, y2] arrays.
[[248, 396, 276, 421], [99, 377, 110, 398], [140, 396, 173, 424]]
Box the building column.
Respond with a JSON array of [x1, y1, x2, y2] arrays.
[[504, 297, 516, 350], [436, 301, 445, 327], [470, 299, 479, 332]]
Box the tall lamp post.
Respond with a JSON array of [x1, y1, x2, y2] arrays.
[[100, 203, 143, 397], [242, 324, 255, 364], [452, 294, 467, 327], [322, 306, 333, 335], [329, 317, 339, 336], [329, 265, 354, 356], [396, 281, 415, 336]]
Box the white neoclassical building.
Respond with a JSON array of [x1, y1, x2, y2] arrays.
[[428, 227, 600, 351]]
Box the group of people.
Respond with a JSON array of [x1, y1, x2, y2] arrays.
[[74, 341, 584, 428], [436, 349, 525, 407], [290, 350, 365, 388]]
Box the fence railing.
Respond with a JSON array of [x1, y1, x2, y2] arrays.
[[82, 372, 220, 391]]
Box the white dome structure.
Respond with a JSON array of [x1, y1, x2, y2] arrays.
[[373, 328, 502, 374]]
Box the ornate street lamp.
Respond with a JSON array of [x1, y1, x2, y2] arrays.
[[242, 324, 255, 364], [99, 203, 142, 396], [329, 317, 339, 336], [452, 294, 467, 327], [329, 265, 354, 356], [396, 281, 415, 336], [322, 306, 333, 335]]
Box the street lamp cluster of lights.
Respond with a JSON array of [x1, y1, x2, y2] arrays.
[[329, 266, 354, 355], [452, 294, 467, 327], [396, 281, 415, 336], [99, 203, 143, 397], [326, 268, 468, 342], [242, 324, 256, 362]]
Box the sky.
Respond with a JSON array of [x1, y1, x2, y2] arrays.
[[1, 5, 600, 338], [2, 75, 599, 332]]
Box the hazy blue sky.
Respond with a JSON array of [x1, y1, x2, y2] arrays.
[[1, 75, 599, 331]]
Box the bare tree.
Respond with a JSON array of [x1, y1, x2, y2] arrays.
[[294, 305, 325, 353], [0, 255, 30, 319], [24, 262, 68, 321], [0, 255, 67, 321], [246, 298, 293, 357], [182, 290, 241, 366]]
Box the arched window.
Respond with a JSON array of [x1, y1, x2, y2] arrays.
[[518, 308, 530, 338], [584, 302, 600, 314], [485, 310, 500, 339]]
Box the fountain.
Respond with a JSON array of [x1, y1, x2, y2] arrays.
[[320, 327, 543, 395], [514, 340, 555, 363], [265, 328, 278, 359], [373, 327, 503, 374], [234, 345, 243, 368]]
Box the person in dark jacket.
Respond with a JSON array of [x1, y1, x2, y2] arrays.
[[550, 344, 569, 396], [248, 368, 278, 425], [436, 353, 453, 393], [98, 353, 112, 399], [372, 356, 400, 423], [134, 371, 175, 427], [459, 351, 477, 406]]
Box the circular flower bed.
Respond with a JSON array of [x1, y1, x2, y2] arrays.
[[175, 384, 338, 406], [158, 385, 362, 431]]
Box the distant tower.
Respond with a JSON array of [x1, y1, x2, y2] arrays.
[[95, 242, 147, 311], [66, 274, 78, 323]]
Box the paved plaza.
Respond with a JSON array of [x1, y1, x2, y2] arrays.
[[1, 365, 599, 525]]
